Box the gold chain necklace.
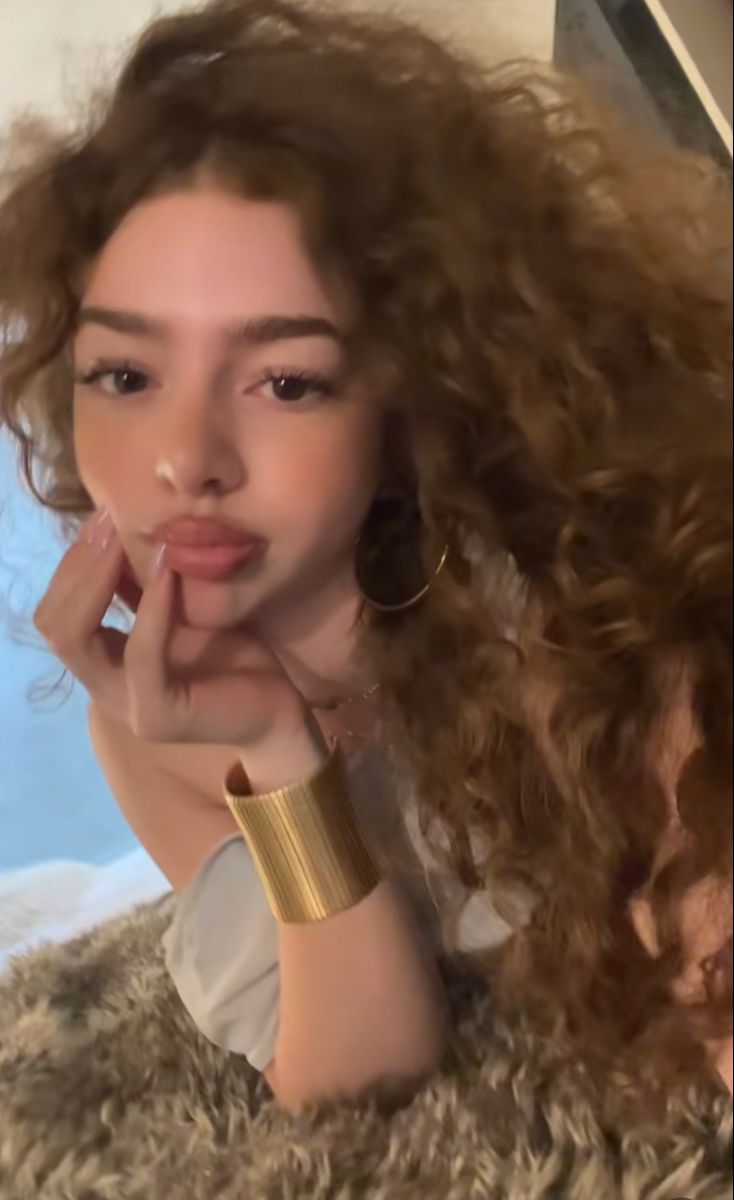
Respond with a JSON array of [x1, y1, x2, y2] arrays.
[[311, 682, 382, 744], [311, 681, 381, 713]]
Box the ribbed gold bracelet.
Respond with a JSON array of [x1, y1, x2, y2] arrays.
[[223, 741, 382, 924]]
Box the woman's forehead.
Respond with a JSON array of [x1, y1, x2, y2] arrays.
[[80, 189, 346, 331]]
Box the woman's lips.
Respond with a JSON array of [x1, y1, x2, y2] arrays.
[[160, 540, 267, 581]]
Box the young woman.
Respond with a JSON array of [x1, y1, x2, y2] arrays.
[[1, 0, 731, 1116]]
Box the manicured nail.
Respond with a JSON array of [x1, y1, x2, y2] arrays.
[[152, 544, 167, 576], [83, 509, 115, 551]]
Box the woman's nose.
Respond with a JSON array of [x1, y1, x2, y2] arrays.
[[153, 408, 245, 496]]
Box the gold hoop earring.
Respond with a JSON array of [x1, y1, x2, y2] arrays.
[[354, 492, 449, 613]]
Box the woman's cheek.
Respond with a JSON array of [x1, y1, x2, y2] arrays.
[[279, 447, 374, 542], [74, 413, 145, 513], [73, 409, 114, 494]]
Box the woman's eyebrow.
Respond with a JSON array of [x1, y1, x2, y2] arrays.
[[75, 306, 344, 346]]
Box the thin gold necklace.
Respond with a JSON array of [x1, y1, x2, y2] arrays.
[[311, 681, 381, 712], [311, 682, 382, 745]]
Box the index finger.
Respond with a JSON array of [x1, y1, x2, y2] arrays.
[[122, 550, 179, 718]]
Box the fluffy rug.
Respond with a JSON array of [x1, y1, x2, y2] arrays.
[[0, 893, 731, 1200]]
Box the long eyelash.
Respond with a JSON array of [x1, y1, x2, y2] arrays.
[[75, 367, 106, 386], [74, 364, 336, 395], [74, 360, 144, 386], [262, 367, 336, 397]]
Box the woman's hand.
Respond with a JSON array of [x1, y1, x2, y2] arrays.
[[32, 509, 315, 754]]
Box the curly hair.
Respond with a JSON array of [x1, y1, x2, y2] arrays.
[[1, 0, 731, 1115]]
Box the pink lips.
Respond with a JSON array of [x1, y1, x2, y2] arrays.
[[161, 541, 266, 581], [146, 516, 268, 581], [151, 516, 262, 546]]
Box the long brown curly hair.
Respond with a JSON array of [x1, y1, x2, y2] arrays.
[[1, 0, 731, 1116]]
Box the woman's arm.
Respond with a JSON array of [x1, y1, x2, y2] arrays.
[[89, 702, 448, 1112], [233, 726, 449, 1111], [266, 878, 448, 1110]]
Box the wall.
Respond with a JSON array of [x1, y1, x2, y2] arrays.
[[642, 0, 732, 149], [0, 0, 555, 130]]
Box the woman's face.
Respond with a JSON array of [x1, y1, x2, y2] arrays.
[[73, 187, 384, 632]]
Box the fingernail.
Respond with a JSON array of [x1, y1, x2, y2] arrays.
[[83, 509, 115, 551], [152, 544, 167, 576]]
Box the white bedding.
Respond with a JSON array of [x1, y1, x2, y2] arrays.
[[0, 850, 171, 974]]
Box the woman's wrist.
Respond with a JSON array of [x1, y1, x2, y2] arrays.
[[238, 708, 330, 794], [226, 734, 381, 924]]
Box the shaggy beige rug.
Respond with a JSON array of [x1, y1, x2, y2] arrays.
[[0, 893, 731, 1200]]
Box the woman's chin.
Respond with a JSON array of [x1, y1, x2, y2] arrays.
[[123, 552, 271, 629], [173, 571, 256, 629]]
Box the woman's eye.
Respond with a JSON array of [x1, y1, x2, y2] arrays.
[[76, 365, 150, 396], [259, 371, 335, 404]]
